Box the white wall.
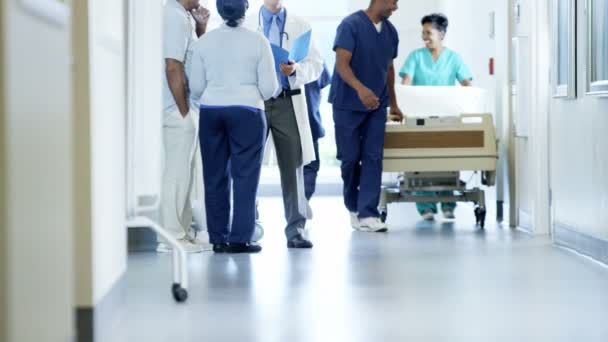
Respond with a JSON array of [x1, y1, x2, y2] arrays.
[[127, 0, 163, 217], [88, 0, 128, 305], [550, 0, 608, 239], [348, 0, 443, 69], [1, 0, 75, 340], [73, 0, 128, 307], [439, 0, 498, 118]]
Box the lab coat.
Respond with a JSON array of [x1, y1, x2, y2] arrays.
[[245, 13, 323, 166]]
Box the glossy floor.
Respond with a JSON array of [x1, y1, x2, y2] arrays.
[[114, 197, 608, 342]]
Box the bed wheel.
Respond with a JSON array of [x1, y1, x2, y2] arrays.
[[172, 283, 188, 303]]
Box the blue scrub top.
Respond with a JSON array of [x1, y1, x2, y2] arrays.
[[399, 47, 472, 86], [305, 64, 332, 140], [329, 10, 399, 112]]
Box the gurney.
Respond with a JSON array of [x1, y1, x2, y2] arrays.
[[379, 86, 498, 228]]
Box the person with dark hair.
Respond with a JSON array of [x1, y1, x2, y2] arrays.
[[159, 0, 210, 253], [329, 0, 402, 233], [188, 0, 279, 254], [399, 13, 473, 222]]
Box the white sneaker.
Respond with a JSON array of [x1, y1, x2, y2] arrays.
[[357, 217, 388, 233], [350, 212, 361, 229], [422, 210, 435, 221], [442, 209, 455, 220], [156, 238, 206, 254]]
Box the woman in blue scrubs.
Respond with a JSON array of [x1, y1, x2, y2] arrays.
[[189, 0, 279, 253], [399, 13, 473, 221]]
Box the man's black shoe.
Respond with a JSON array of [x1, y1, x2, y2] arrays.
[[226, 243, 262, 254], [287, 234, 313, 249], [213, 243, 229, 253]]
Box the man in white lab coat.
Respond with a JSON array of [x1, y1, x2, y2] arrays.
[[245, 0, 323, 248], [159, 0, 210, 253]]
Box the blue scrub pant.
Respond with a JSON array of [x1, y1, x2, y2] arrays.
[[334, 107, 386, 219], [304, 139, 320, 200], [199, 106, 267, 244]]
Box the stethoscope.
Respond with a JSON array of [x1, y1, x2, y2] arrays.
[[257, 7, 290, 47]]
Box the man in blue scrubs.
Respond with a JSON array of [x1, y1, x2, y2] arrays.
[[304, 63, 331, 202], [329, 0, 402, 232]]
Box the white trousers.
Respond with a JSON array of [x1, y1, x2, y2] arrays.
[[160, 109, 198, 241]]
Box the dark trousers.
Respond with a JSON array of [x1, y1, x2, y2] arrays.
[[264, 97, 307, 239], [333, 107, 386, 219], [304, 139, 320, 200], [199, 106, 266, 244]]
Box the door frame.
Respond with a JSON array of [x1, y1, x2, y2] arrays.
[[509, 0, 552, 235]]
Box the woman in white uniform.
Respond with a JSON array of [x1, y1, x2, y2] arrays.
[[189, 0, 278, 253]]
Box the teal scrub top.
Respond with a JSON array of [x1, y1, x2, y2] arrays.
[[399, 47, 473, 86]]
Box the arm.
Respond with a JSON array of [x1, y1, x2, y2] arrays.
[[388, 63, 397, 107], [165, 59, 190, 116], [401, 74, 412, 85], [387, 63, 403, 121], [335, 48, 379, 109], [456, 54, 473, 87], [460, 79, 472, 86], [399, 51, 416, 85], [258, 39, 280, 100], [190, 7, 210, 38], [195, 23, 206, 38], [163, 11, 192, 115]]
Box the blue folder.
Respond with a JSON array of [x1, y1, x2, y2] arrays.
[[270, 44, 290, 72], [288, 30, 311, 62], [270, 30, 312, 73]]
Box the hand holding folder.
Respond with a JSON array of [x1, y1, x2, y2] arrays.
[[270, 30, 312, 73]]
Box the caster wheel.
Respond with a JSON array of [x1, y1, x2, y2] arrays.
[[172, 283, 188, 303], [481, 171, 496, 186], [380, 210, 388, 223]]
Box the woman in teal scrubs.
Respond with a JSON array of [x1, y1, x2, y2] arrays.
[[399, 13, 473, 221]]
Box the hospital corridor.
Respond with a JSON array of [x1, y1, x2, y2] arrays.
[[1, 0, 608, 341]]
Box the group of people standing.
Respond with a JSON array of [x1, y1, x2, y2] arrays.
[[160, 0, 473, 254]]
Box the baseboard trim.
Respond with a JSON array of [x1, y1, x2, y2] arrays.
[[554, 222, 608, 266], [75, 272, 127, 342]]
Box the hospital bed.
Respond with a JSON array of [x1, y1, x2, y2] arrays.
[[379, 86, 498, 228]]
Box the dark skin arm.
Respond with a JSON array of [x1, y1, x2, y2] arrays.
[[335, 47, 380, 110], [165, 58, 189, 117], [387, 63, 403, 121], [190, 6, 210, 38]]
